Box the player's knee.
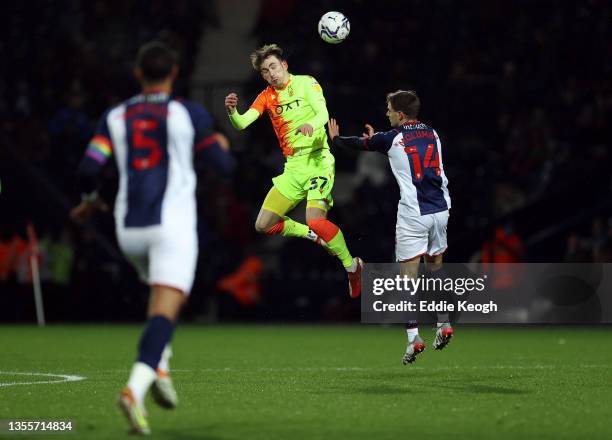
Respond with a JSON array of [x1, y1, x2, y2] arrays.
[[425, 255, 444, 270], [428, 262, 443, 273], [255, 218, 283, 235], [254, 219, 269, 234], [149, 286, 185, 322]]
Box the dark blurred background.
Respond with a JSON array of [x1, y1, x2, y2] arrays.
[[1, 0, 611, 323]]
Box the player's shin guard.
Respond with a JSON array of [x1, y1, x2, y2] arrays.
[[405, 321, 419, 342], [427, 266, 454, 325], [426, 266, 455, 349], [266, 217, 313, 240], [137, 316, 175, 370], [307, 218, 353, 268], [127, 316, 175, 405]]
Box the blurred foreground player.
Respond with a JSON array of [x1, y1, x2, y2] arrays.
[[71, 41, 234, 434], [224, 44, 362, 297], [328, 90, 454, 364]]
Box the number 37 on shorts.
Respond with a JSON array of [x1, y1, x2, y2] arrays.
[[308, 176, 329, 192], [306, 174, 334, 208]]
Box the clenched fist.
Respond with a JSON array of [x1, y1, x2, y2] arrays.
[[225, 93, 238, 114]]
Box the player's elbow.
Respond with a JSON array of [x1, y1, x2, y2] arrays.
[[196, 142, 236, 177], [220, 156, 236, 176]]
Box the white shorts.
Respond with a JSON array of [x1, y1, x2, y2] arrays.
[[116, 223, 198, 295], [395, 210, 449, 261]]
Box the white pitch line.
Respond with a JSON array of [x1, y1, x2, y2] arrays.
[[0, 371, 86, 388], [178, 364, 610, 372], [99, 364, 610, 375], [103, 365, 609, 373]]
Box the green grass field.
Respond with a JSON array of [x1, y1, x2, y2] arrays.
[[1, 325, 610, 439]]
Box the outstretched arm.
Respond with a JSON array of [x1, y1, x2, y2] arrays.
[[225, 93, 260, 130], [327, 118, 371, 151]]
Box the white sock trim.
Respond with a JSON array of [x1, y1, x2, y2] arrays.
[[406, 328, 419, 343], [345, 258, 358, 273], [157, 344, 172, 373], [437, 314, 450, 327], [127, 362, 157, 405]]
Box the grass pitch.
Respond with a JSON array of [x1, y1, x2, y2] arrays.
[[1, 325, 610, 439]]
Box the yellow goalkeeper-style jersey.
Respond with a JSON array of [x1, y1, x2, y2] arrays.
[[229, 74, 329, 158]]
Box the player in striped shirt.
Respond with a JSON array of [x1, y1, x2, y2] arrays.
[[224, 44, 363, 297], [328, 90, 454, 364], [70, 41, 234, 434]]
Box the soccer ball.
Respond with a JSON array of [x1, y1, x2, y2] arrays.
[[318, 11, 350, 44]]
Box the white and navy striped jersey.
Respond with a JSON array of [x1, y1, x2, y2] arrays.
[[77, 92, 233, 229], [365, 121, 451, 217]]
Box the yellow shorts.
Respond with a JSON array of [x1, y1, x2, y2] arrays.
[[271, 148, 335, 210]]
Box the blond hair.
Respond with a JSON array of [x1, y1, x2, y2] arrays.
[[250, 44, 285, 71]]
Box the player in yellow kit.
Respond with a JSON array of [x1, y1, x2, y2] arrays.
[[225, 44, 362, 297]]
